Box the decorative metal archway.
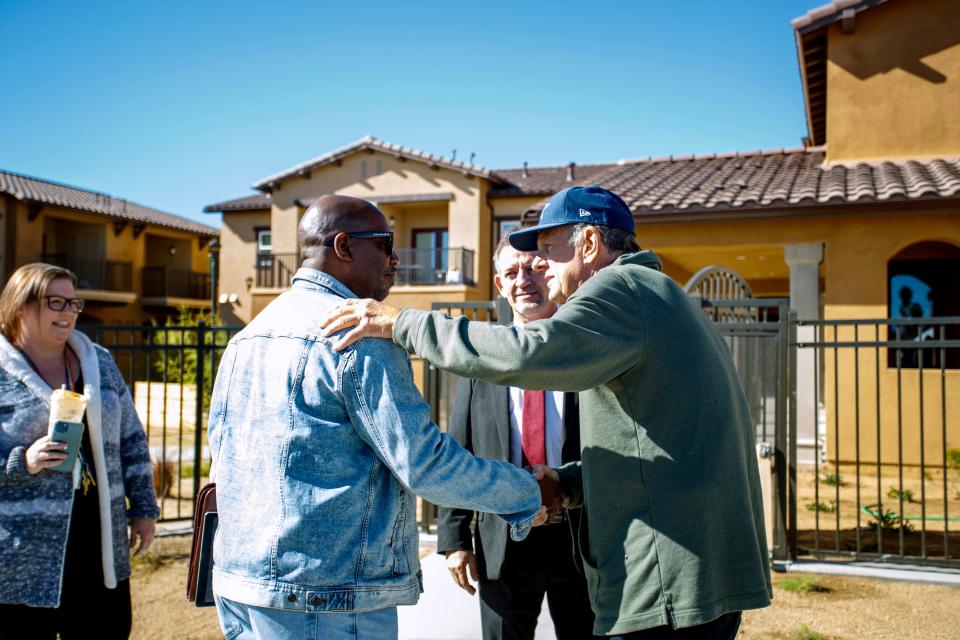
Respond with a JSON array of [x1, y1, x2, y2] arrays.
[[683, 265, 757, 322]]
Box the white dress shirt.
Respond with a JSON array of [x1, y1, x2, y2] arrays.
[[507, 388, 566, 468]]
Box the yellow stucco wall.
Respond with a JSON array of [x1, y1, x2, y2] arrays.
[[825, 0, 960, 161], [218, 209, 271, 325], [5, 201, 212, 325]]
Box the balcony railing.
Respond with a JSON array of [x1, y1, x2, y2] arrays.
[[255, 252, 300, 288], [394, 248, 475, 286], [142, 267, 211, 300], [42, 254, 132, 292], [254, 248, 475, 290]]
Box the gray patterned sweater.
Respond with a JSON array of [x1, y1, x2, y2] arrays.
[[0, 331, 159, 608]]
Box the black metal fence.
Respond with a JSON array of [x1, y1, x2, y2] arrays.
[[80, 305, 959, 573], [793, 317, 960, 568], [84, 323, 241, 522]]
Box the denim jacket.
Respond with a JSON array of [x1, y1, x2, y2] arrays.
[[208, 268, 540, 613]]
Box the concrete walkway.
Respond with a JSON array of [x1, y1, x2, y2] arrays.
[[398, 537, 556, 640]]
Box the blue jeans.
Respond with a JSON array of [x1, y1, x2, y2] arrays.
[[216, 595, 398, 640]]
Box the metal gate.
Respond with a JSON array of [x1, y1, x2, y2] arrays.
[[792, 317, 960, 568]]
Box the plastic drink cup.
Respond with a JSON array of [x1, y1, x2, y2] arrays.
[[48, 386, 88, 433]]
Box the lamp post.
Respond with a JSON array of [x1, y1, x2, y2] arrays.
[[208, 239, 220, 323]]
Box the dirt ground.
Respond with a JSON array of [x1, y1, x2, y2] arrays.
[[131, 534, 959, 640]]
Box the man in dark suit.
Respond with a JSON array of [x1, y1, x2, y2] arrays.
[[437, 237, 594, 640]]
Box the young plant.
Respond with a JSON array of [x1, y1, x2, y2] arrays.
[[804, 500, 836, 513], [778, 574, 830, 594], [887, 486, 916, 503], [822, 472, 845, 487], [790, 625, 825, 640], [868, 504, 914, 532], [948, 449, 960, 471]]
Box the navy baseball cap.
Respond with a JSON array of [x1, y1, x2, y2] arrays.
[[508, 185, 635, 251]]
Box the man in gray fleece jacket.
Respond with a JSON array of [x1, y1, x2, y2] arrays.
[[321, 186, 771, 639]]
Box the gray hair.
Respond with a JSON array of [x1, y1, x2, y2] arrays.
[[568, 223, 639, 254]]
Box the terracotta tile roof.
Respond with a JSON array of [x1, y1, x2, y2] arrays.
[[252, 136, 499, 191], [0, 169, 219, 236], [520, 148, 960, 220], [203, 193, 271, 213], [489, 162, 618, 197]]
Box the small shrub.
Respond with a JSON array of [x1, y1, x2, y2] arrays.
[[948, 449, 960, 471], [822, 473, 845, 487], [887, 487, 915, 503], [778, 574, 830, 594], [805, 501, 836, 513], [923, 470, 933, 481], [868, 504, 914, 532], [790, 625, 825, 640]]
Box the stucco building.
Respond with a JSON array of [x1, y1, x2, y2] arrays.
[[1, 170, 219, 325]]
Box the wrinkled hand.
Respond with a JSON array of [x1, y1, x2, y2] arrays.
[[318, 299, 401, 351], [445, 550, 479, 595], [25, 435, 68, 475], [129, 517, 156, 556], [533, 466, 568, 524]]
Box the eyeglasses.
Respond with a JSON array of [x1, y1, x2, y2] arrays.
[[325, 230, 394, 256], [43, 295, 85, 313]]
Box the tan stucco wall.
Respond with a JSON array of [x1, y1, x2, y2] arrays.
[[6, 202, 213, 325], [825, 0, 960, 161], [218, 209, 271, 325]]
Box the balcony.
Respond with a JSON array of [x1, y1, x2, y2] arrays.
[[253, 248, 475, 290], [43, 254, 133, 292], [394, 248, 475, 286], [255, 252, 300, 289], [141, 267, 212, 307]]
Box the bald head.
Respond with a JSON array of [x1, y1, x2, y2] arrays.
[[299, 195, 383, 256], [298, 194, 398, 300]]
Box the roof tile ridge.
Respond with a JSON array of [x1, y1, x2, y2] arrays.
[[0, 168, 114, 200]]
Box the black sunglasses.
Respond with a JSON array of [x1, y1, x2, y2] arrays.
[[325, 230, 394, 256], [43, 295, 85, 313]]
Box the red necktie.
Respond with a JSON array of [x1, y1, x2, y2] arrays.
[[521, 390, 546, 467]]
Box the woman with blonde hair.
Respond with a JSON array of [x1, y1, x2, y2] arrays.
[[0, 263, 158, 639]]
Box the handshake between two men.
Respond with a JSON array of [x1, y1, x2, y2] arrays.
[[532, 466, 567, 526]]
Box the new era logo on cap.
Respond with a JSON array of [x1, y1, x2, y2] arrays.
[[508, 185, 635, 251]]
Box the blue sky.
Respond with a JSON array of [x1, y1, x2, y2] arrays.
[[0, 1, 817, 226]]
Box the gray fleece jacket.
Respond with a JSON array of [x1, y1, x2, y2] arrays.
[[393, 250, 771, 635]]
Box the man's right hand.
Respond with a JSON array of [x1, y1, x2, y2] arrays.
[[318, 298, 401, 351], [445, 550, 479, 595], [533, 466, 568, 523]]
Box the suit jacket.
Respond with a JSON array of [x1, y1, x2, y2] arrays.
[[437, 377, 581, 580]]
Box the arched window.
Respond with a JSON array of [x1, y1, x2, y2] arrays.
[[887, 241, 960, 368]]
